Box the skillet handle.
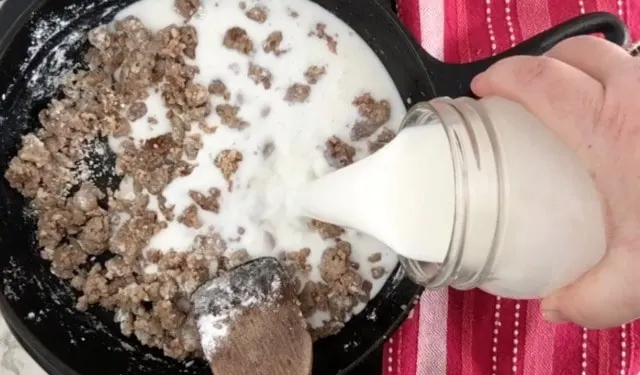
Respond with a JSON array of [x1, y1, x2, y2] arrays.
[[425, 12, 629, 98], [371, 0, 396, 15]]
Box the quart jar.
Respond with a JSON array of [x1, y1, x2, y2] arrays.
[[398, 97, 606, 299]]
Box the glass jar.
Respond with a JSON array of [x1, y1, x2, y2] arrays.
[[399, 97, 606, 299]]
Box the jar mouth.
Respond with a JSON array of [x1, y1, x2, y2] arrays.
[[397, 98, 501, 291], [396, 100, 469, 288], [398, 256, 442, 285]]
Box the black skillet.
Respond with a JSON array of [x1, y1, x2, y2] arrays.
[[0, 0, 628, 374]]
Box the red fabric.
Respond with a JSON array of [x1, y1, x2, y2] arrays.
[[383, 1, 640, 374]]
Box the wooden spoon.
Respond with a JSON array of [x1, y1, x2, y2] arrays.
[[191, 257, 312, 375]]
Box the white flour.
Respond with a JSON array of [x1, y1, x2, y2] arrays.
[[195, 314, 229, 359], [191, 260, 283, 358], [19, 3, 107, 100], [111, 0, 405, 328]]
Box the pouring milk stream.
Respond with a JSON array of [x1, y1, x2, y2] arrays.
[[293, 96, 607, 299]]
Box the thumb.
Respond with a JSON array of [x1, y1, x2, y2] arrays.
[[541, 249, 640, 329], [470, 55, 603, 155]]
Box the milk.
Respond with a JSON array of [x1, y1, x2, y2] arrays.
[[111, 0, 407, 323], [295, 124, 456, 264]]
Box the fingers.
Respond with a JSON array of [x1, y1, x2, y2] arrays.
[[472, 36, 640, 330], [471, 55, 604, 152], [541, 249, 640, 329], [545, 36, 631, 82]]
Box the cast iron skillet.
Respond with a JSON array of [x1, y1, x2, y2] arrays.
[[0, 0, 628, 374]]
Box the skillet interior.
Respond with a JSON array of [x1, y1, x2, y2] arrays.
[[0, 0, 428, 374]]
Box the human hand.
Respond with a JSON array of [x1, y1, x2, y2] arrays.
[[470, 35, 640, 329]]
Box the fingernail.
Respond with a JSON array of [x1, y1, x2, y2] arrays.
[[542, 309, 568, 323]]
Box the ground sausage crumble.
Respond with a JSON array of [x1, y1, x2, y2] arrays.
[[223, 27, 254, 55], [263, 31, 287, 56], [248, 63, 273, 89], [324, 136, 355, 168], [309, 23, 338, 54], [175, 0, 200, 19], [304, 65, 326, 85], [284, 83, 311, 103], [245, 6, 267, 23], [350, 93, 392, 141]]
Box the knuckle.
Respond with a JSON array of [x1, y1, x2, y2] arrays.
[[482, 55, 558, 92], [594, 94, 627, 137], [577, 89, 603, 119], [594, 74, 638, 137], [512, 56, 557, 87]]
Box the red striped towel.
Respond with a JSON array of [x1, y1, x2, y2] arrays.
[[383, 1, 640, 374]]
